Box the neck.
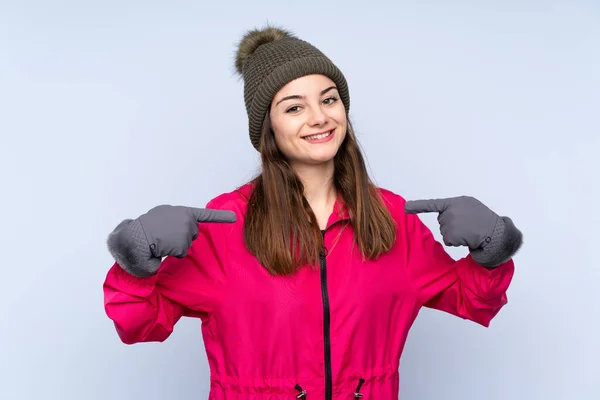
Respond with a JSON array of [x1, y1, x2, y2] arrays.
[[292, 161, 337, 219]]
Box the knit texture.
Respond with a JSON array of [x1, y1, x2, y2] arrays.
[[236, 30, 350, 150]]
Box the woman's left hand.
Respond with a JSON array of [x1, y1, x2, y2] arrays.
[[404, 195, 499, 250]]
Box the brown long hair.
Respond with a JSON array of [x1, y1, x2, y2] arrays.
[[243, 110, 397, 275]]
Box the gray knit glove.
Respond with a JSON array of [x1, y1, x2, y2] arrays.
[[405, 196, 523, 268], [106, 205, 236, 277]]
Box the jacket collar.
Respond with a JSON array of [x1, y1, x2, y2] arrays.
[[326, 193, 351, 229], [235, 181, 351, 228]]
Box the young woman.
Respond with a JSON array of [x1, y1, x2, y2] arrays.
[[103, 26, 523, 399]]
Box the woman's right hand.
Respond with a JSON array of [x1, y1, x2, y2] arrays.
[[138, 205, 236, 258], [106, 205, 236, 277]]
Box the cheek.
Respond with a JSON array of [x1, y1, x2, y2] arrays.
[[335, 110, 347, 127], [336, 116, 348, 139], [271, 126, 299, 158], [331, 107, 347, 128], [272, 118, 300, 145], [272, 131, 288, 153], [273, 128, 293, 147]]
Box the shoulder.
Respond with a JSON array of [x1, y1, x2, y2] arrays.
[[375, 186, 420, 230], [195, 183, 253, 245], [375, 187, 408, 213], [204, 182, 254, 216], [375, 187, 430, 236]]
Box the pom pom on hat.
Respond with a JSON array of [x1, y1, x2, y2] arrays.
[[234, 25, 295, 75]]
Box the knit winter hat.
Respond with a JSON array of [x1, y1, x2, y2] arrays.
[[234, 25, 350, 151]]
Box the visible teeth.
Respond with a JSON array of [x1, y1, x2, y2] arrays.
[[304, 131, 332, 140]]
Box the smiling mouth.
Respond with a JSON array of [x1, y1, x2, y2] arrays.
[[303, 129, 334, 141]]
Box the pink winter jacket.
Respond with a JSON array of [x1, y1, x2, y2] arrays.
[[103, 183, 515, 399]]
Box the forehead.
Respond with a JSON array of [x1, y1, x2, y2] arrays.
[[274, 74, 337, 99]]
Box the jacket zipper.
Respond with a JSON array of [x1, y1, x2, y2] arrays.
[[320, 229, 333, 400]]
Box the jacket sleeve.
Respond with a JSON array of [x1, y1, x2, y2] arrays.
[[403, 206, 515, 327], [103, 214, 229, 345]]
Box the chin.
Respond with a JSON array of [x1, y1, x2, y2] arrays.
[[286, 140, 342, 166], [306, 150, 339, 164], [308, 158, 335, 165]]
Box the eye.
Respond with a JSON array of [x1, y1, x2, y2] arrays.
[[285, 105, 301, 113], [323, 96, 339, 105]]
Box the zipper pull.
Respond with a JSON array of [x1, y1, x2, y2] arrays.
[[354, 378, 365, 398], [295, 384, 307, 398]]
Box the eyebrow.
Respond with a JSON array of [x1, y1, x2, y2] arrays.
[[274, 86, 338, 106]]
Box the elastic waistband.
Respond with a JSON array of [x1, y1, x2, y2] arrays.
[[210, 364, 399, 396]]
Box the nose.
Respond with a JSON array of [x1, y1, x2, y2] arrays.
[[307, 104, 327, 126]]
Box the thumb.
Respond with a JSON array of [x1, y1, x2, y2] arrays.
[[189, 207, 237, 223], [404, 198, 450, 214]]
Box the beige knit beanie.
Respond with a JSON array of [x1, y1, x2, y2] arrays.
[[234, 25, 351, 151]]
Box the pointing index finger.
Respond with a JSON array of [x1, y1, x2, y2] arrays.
[[190, 207, 237, 223], [404, 198, 449, 214]]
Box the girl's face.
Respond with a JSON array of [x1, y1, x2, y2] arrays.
[[269, 74, 347, 168]]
